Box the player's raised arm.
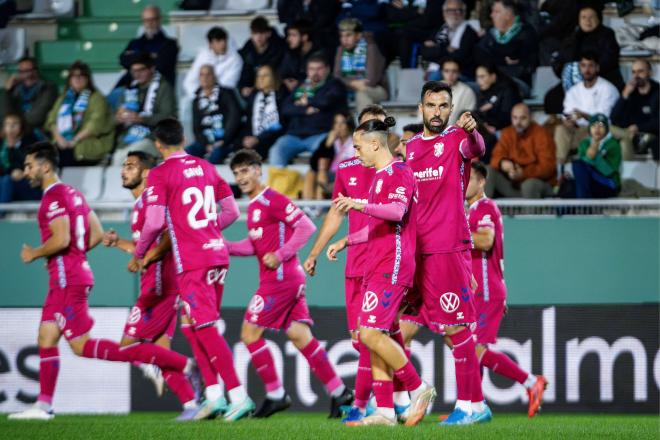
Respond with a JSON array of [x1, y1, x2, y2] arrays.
[[457, 112, 486, 160], [87, 210, 104, 250], [21, 216, 70, 263]]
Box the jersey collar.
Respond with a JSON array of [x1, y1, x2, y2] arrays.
[[165, 151, 188, 161], [249, 186, 269, 204], [375, 159, 402, 174], [469, 194, 488, 210], [421, 124, 455, 141], [43, 181, 62, 194]]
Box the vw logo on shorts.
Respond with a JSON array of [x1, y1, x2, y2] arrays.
[[249, 295, 265, 313], [439, 292, 460, 313], [127, 306, 141, 324], [54, 312, 66, 330], [362, 291, 379, 312]]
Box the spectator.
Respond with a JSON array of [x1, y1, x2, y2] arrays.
[[114, 53, 177, 165], [0, 113, 40, 205], [336, 0, 388, 39], [279, 20, 320, 93], [240, 65, 287, 160], [268, 54, 347, 167], [422, 0, 479, 80], [45, 62, 115, 167], [116, 6, 179, 88], [487, 103, 555, 198], [185, 65, 242, 165], [303, 111, 355, 200], [183, 27, 243, 98], [394, 122, 423, 160], [4, 56, 57, 139], [333, 18, 388, 112], [554, 52, 619, 164], [537, 0, 578, 66], [556, 5, 624, 91], [610, 60, 659, 161], [475, 0, 538, 95], [238, 16, 287, 98], [573, 113, 621, 198], [277, 0, 340, 64], [474, 62, 522, 163], [439, 58, 477, 125]]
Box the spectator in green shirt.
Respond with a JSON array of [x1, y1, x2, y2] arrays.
[[572, 113, 621, 198]]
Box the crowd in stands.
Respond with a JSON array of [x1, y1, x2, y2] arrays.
[[0, 0, 658, 203]]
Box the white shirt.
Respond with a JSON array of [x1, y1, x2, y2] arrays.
[[183, 41, 243, 97], [563, 77, 620, 126], [449, 81, 477, 125]]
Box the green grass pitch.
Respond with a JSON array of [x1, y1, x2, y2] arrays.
[[1, 413, 658, 439]]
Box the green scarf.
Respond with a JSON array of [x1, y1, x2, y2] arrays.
[[293, 79, 326, 100], [491, 16, 522, 44]]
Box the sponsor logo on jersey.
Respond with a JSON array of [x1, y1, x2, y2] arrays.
[[183, 166, 204, 178], [249, 227, 263, 240], [434, 142, 444, 157], [202, 238, 225, 250], [252, 209, 261, 222], [375, 179, 383, 194], [146, 186, 158, 203], [46, 201, 66, 218], [285, 206, 302, 223], [348, 177, 357, 186], [413, 165, 444, 182], [408, 152, 415, 161], [439, 292, 460, 313], [73, 195, 83, 207]]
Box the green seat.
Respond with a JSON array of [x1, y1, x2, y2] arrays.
[[58, 19, 141, 41], [36, 40, 125, 70], [83, 0, 180, 18]]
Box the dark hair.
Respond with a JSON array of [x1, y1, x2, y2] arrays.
[[403, 123, 424, 134], [127, 151, 157, 169], [358, 104, 387, 123], [335, 110, 356, 132], [579, 3, 603, 23], [287, 19, 313, 40], [17, 56, 37, 70], [153, 118, 184, 146], [355, 116, 396, 134], [230, 149, 263, 169], [256, 64, 281, 90], [580, 51, 600, 65], [307, 51, 329, 67], [67, 60, 96, 92], [471, 161, 488, 179], [3, 112, 26, 137], [130, 52, 155, 68], [440, 57, 461, 70], [27, 141, 59, 170], [420, 81, 453, 103], [250, 16, 270, 33], [494, 0, 520, 15], [207, 26, 228, 42], [476, 60, 498, 76]]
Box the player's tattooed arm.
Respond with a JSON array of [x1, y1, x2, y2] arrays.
[[21, 217, 70, 263], [471, 227, 495, 251], [88, 211, 104, 250], [304, 206, 345, 276]]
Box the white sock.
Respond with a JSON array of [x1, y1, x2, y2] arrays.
[[524, 374, 537, 389], [183, 359, 194, 375], [266, 387, 286, 400], [227, 385, 248, 404], [205, 384, 223, 401], [409, 381, 427, 402], [376, 407, 395, 420], [330, 383, 346, 398], [393, 391, 411, 407], [455, 399, 472, 415], [183, 400, 197, 410], [472, 400, 486, 413]]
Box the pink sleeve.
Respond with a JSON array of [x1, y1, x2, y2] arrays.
[[274, 215, 317, 262], [459, 130, 486, 160], [218, 196, 240, 230], [135, 205, 166, 258], [347, 225, 369, 245], [363, 202, 407, 221], [226, 238, 256, 256]]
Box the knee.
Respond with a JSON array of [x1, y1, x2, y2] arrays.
[[286, 323, 312, 349], [68, 338, 87, 357], [240, 325, 260, 346], [359, 327, 380, 349], [38, 324, 60, 348], [475, 344, 487, 359]]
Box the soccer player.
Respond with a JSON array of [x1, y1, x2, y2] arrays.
[[134, 118, 255, 422], [102, 151, 203, 420], [9, 142, 131, 420], [403, 81, 489, 425], [466, 162, 547, 418], [226, 149, 353, 418], [327, 118, 435, 427]]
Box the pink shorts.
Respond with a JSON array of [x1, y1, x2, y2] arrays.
[[358, 280, 408, 332], [345, 277, 364, 332], [178, 266, 228, 329], [124, 292, 179, 341], [474, 297, 506, 345], [245, 281, 313, 331], [41, 285, 94, 341], [414, 251, 475, 332]]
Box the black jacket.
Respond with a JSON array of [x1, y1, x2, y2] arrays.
[[475, 22, 538, 86], [192, 86, 242, 147], [0, 134, 37, 176], [118, 30, 179, 87], [238, 31, 287, 90], [475, 79, 522, 130], [282, 77, 347, 138], [421, 24, 479, 79], [279, 44, 321, 83], [611, 80, 659, 135]]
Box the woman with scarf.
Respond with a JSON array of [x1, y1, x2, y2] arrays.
[[45, 61, 114, 166], [240, 64, 287, 160], [186, 65, 242, 164], [573, 113, 621, 198], [333, 18, 387, 112], [0, 113, 40, 206]]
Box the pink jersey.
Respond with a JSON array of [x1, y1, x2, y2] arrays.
[[144, 152, 233, 273], [406, 126, 473, 254], [469, 197, 506, 301], [132, 191, 178, 295], [247, 187, 306, 284], [37, 182, 94, 289], [364, 160, 417, 287], [332, 157, 375, 277]]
